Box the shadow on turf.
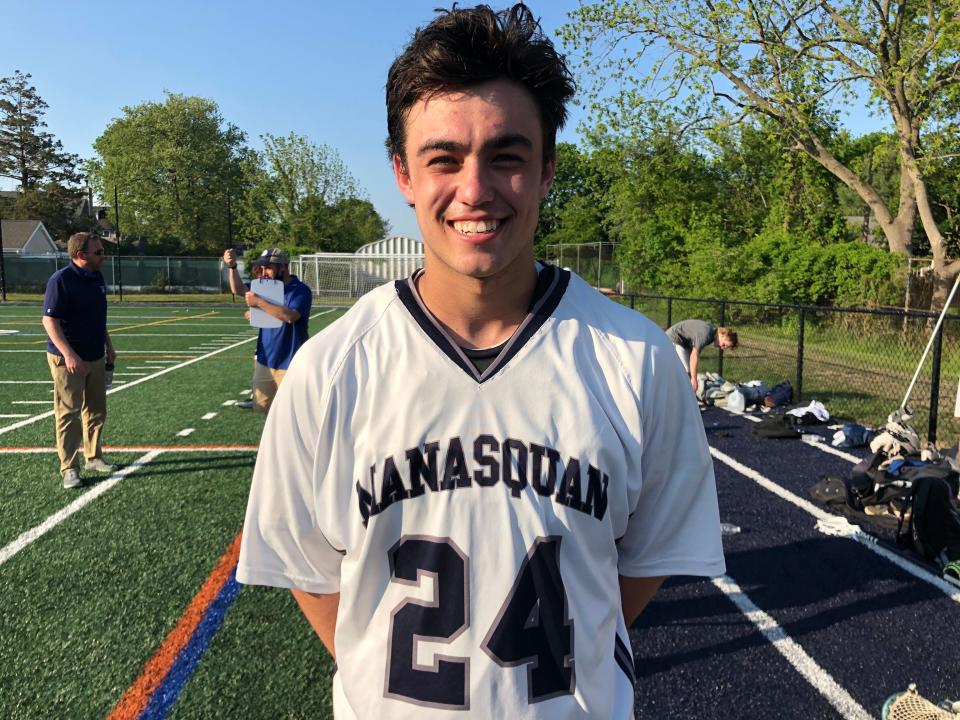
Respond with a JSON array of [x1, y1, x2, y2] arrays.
[[75, 454, 256, 486], [631, 537, 943, 677]]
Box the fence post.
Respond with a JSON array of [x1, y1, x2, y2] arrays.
[[796, 306, 805, 403], [0, 220, 6, 301], [717, 301, 726, 377], [666, 298, 673, 328], [928, 319, 945, 444]]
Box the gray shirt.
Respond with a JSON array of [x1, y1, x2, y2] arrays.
[[666, 320, 716, 353]]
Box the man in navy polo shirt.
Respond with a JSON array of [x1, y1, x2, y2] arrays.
[[223, 247, 312, 414], [41, 232, 117, 489]]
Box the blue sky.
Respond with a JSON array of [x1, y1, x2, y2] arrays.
[[5, 1, 885, 241]]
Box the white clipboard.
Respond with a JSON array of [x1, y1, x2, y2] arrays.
[[249, 279, 284, 329]]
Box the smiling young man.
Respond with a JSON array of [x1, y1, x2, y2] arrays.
[[238, 5, 725, 718], [41, 232, 117, 489]]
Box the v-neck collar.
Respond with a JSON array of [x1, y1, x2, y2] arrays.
[[395, 264, 570, 384]]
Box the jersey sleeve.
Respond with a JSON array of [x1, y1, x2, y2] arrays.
[[237, 348, 344, 593], [617, 340, 726, 578]]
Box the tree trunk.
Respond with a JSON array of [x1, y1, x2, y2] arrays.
[[899, 129, 956, 312]]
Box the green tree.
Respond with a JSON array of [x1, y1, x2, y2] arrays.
[[0, 70, 88, 240], [319, 197, 390, 252], [0, 70, 82, 188], [563, 0, 960, 307], [536, 142, 609, 255], [88, 92, 248, 255], [237, 132, 387, 253]]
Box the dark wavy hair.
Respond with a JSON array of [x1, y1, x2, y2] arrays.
[[386, 3, 575, 168]]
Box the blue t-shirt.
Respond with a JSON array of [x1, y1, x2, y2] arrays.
[[255, 275, 312, 370], [43, 262, 108, 362]]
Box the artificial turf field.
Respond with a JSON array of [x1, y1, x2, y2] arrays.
[[0, 303, 343, 719], [2, 300, 959, 719]]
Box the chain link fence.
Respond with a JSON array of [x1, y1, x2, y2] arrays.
[[544, 242, 622, 292], [628, 294, 960, 445], [2, 255, 226, 293]]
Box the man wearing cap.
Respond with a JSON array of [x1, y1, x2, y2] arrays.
[[223, 247, 312, 414]]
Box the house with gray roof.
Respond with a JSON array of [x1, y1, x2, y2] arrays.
[[1, 220, 60, 256]]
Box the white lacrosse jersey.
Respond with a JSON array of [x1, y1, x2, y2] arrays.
[[238, 265, 725, 719]]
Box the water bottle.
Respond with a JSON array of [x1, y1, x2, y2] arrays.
[[720, 523, 741, 536], [104, 361, 114, 389]]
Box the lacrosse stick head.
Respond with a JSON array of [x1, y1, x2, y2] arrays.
[[881, 684, 958, 720]]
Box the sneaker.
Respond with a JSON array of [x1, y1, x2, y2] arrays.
[[85, 458, 117, 473], [62, 469, 82, 489], [236, 399, 254, 409]]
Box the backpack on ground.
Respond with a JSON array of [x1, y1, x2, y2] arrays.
[[763, 381, 793, 408]]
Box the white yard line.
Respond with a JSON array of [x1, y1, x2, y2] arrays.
[[11, 401, 50, 405], [114, 372, 149, 376], [710, 447, 960, 603], [176, 428, 195, 437], [222, 399, 237, 406], [0, 450, 164, 567], [201, 412, 217, 420], [0, 414, 29, 418], [142, 360, 181, 364], [712, 575, 875, 720], [0, 380, 52, 384], [0, 309, 334, 439], [804, 441, 862, 464]]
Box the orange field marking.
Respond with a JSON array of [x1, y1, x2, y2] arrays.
[[0, 445, 259, 454], [108, 533, 242, 720]]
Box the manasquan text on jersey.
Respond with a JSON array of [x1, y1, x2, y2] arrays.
[[238, 266, 726, 719]]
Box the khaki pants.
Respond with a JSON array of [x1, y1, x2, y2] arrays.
[[251, 360, 286, 414], [47, 353, 107, 476]]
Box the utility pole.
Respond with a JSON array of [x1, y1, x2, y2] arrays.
[[226, 190, 234, 301]]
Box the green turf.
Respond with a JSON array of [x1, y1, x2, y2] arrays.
[[169, 586, 336, 719], [0, 304, 344, 719], [0, 452, 254, 718]]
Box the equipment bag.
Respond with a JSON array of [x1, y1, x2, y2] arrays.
[[751, 413, 802, 439], [896, 475, 960, 562]]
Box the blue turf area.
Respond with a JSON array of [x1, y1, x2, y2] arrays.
[[631, 406, 960, 718]]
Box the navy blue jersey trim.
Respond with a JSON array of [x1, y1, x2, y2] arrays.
[[614, 634, 636, 687], [393, 265, 570, 384], [395, 274, 477, 378]]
